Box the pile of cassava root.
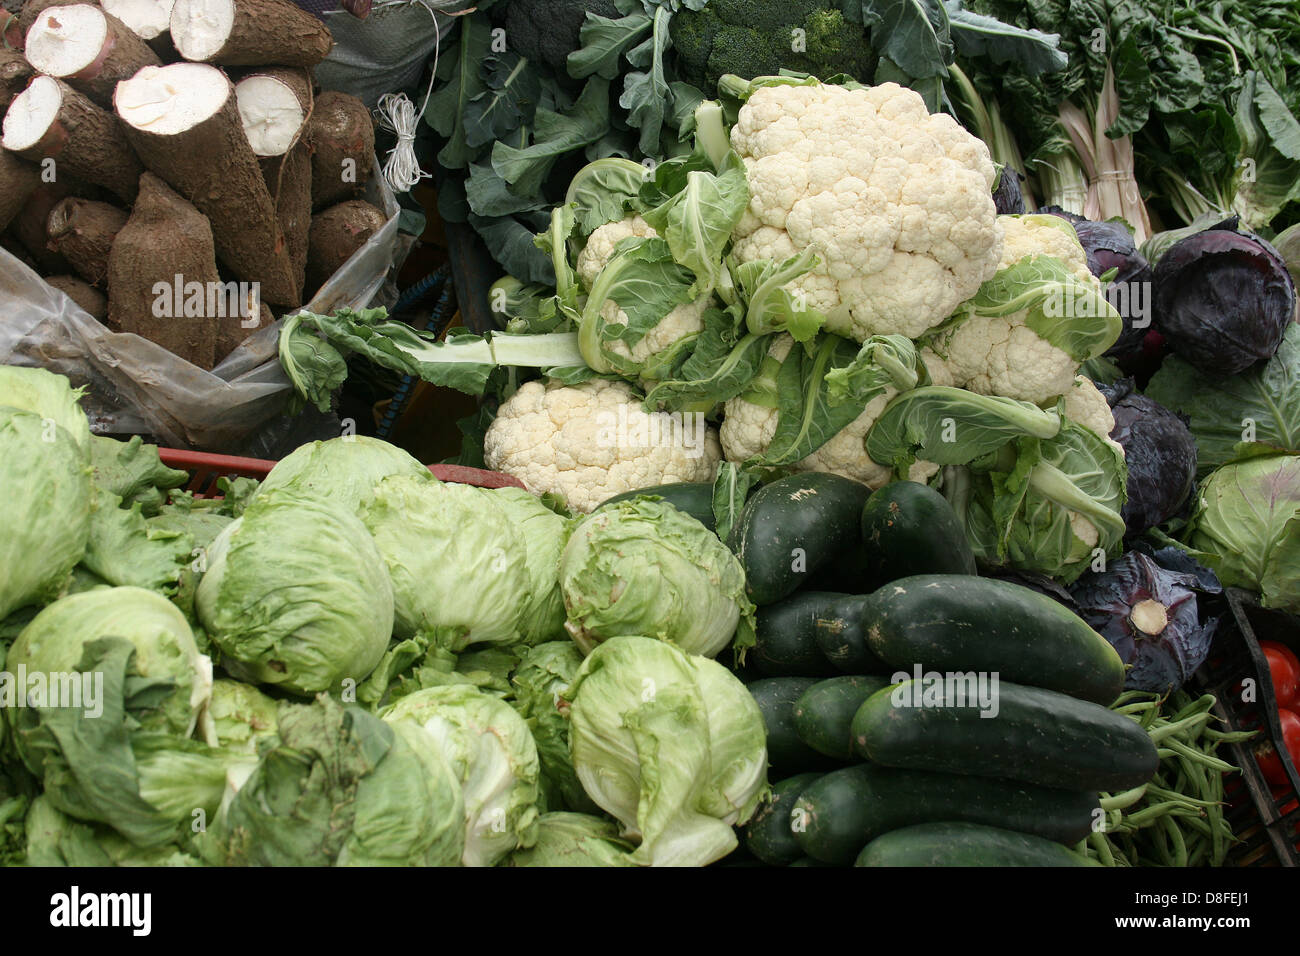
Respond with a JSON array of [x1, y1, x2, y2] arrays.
[[0, 0, 389, 370]]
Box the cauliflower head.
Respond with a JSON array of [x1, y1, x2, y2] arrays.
[[719, 336, 937, 488], [484, 378, 722, 513], [729, 82, 1004, 342], [930, 215, 1110, 406], [575, 216, 710, 380], [1062, 376, 1125, 459]]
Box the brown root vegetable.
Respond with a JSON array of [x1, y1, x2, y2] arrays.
[[305, 90, 373, 210], [216, 299, 272, 365], [306, 199, 386, 296], [107, 171, 220, 369], [260, 140, 309, 300], [115, 63, 300, 306], [0, 149, 40, 233], [24, 5, 162, 108], [1, 48, 33, 111], [2, 75, 144, 203], [99, 0, 173, 40], [11, 179, 77, 273], [234, 66, 311, 157], [46, 274, 108, 321], [46, 196, 128, 285], [170, 0, 332, 67]]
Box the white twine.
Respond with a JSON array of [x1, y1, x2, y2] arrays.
[[372, 0, 467, 193]]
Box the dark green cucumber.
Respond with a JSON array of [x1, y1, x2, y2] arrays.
[[787, 856, 836, 867], [793, 675, 892, 760], [600, 482, 717, 532], [852, 679, 1158, 792], [793, 762, 1098, 865], [728, 473, 871, 605], [743, 772, 823, 866], [754, 592, 882, 677], [863, 574, 1125, 705], [855, 822, 1093, 867], [747, 678, 841, 775], [859, 481, 977, 586]]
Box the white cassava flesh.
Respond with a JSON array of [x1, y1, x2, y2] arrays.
[[101, 0, 175, 39], [114, 62, 228, 136], [235, 73, 305, 157], [169, 0, 232, 60], [1, 73, 62, 152], [23, 5, 108, 78]]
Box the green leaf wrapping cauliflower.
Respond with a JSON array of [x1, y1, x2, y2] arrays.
[[719, 335, 943, 488], [927, 215, 1123, 405], [483, 378, 722, 513], [574, 216, 712, 381], [728, 81, 1004, 342]]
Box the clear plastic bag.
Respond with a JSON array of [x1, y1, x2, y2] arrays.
[[0, 162, 402, 451]]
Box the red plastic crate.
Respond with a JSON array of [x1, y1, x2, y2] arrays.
[[157, 448, 526, 497]]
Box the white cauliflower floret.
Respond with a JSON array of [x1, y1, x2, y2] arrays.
[[729, 82, 1004, 342], [930, 215, 1111, 406], [484, 378, 722, 513], [719, 336, 936, 489], [1062, 376, 1125, 458], [576, 215, 658, 287]]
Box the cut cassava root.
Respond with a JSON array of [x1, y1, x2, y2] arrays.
[[305, 90, 373, 210], [170, 0, 332, 67], [115, 62, 300, 306], [107, 171, 220, 370], [46, 197, 128, 286], [1, 48, 33, 111], [2, 75, 143, 202], [306, 199, 386, 297], [23, 4, 161, 107], [234, 66, 311, 157], [100, 0, 174, 40]]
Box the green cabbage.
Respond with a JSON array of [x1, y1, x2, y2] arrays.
[[1188, 453, 1300, 614], [254, 435, 433, 513], [560, 499, 754, 658], [198, 679, 279, 756], [361, 477, 530, 651], [24, 796, 203, 867], [0, 366, 91, 453], [201, 695, 465, 866], [564, 635, 767, 867], [0, 409, 91, 620], [510, 642, 598, 814], [490, 488, 570, 644], [506, 812, 636, 867], [196, 491, 393, 696], [381, 685, 540, 867]]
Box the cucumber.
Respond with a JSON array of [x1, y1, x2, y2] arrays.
[[793, 675, 893, 760], [862, 574, 1125, 705], [856, 822, 1092, 867], [859, 481, 977, 586], [747, 678, 841, 775], [793, 763, 1098, 865], [852, 679, 1158, 792], [728, 473, 871, 605], [787, 857, 836, 867], [600, 482, 717, 532], [754, 592, 881, 677], [742, 772, 823, 866]]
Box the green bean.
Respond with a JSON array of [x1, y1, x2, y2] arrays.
[[1148, 712, 1212, 744], [1145, 784, 1219, 808], [1099, 785, 1149, 812], [1164, 814, 1189, 867], [1089, 830, 1117, 866], [1163, 738, 1236, 772]]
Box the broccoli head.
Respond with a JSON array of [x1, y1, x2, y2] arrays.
[[669, 1, 876, 92], [505, 0, 620, 72]]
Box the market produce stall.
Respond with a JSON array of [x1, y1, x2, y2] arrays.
[[0, 0, 1297, 872]]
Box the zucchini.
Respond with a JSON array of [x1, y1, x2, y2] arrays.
[[793, 675, 892, 760], [753, 592, 881, 677], [852, 679, 1158, 792], [863, 574, 1125, 705], [856, 822, 1093, 867], [728, 473, 871, 605], [747, 678, 841, 775], [600, 482, 716, 532], [742, 772, 823, 866], [859, 481, 977, 586], [793, 763, 1098, 865]]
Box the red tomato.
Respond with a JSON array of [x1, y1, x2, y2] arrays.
[[1262, 641, 1300, 708], [1255, 707, 1300, 787]]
